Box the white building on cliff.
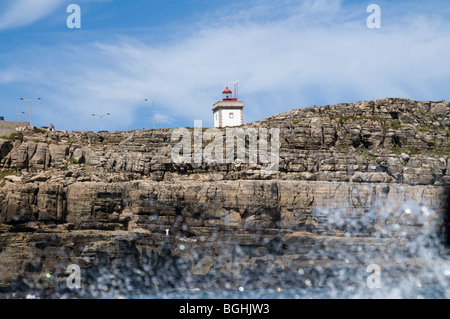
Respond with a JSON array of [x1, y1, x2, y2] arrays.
[[212, 86, 244, 128]]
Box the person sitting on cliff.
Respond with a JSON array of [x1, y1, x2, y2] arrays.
[[49, 123, 54, 132]]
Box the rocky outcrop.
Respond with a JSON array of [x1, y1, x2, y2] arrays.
[[0, 98, 449, 297], [1, 99, 449, 185]]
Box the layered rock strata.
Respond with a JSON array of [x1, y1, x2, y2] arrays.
[[0, 98, 449, 297]]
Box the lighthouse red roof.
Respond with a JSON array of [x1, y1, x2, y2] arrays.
[[222, 87, 232, 94]]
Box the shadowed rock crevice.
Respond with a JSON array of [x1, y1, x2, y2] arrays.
[[444, 183, 450, 247]]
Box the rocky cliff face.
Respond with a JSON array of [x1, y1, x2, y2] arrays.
[[0, 98, 449, 298]]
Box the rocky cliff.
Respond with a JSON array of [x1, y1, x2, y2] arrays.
[[0, 98, 449, 298]]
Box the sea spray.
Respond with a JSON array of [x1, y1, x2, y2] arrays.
[[57, 198, 450, 299]]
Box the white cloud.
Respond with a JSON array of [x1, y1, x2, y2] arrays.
[[3, 0, 450, 131], [0, 66, 33, 83], [0, 0, 62, 31]]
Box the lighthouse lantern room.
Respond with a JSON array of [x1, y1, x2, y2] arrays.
[[212, 85, 244, 128]]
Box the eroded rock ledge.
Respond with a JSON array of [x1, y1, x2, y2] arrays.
[[0, 98, 449, 297]]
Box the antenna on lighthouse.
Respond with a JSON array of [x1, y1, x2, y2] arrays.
[[233, 80, 239, 100]]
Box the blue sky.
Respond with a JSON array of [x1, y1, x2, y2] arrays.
[[0, 0, 450, 132]]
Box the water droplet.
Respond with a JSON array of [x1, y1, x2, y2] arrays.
[[305, 279, 312, 287], [345, 258, 349, 263], [179, 244, 185, 250], [238, 286, 244, 292], [417, 282, 422, 288], [298, 269, 304, 275], [421, 207, 430, 216], [45, 273, 51, 278], [277, 287, 283, 292], [404, 209, 411, 215]]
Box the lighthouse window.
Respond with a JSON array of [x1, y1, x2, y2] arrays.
[[229, 112, 234, 119]]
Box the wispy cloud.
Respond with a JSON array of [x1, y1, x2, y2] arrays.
[[0, 0, 62, 31], [2, 0, 450, 131]]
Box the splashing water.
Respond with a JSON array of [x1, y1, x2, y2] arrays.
[[5, 196, 449, 299], [63, 199, 450, 299], [303, 199, 450, 299]]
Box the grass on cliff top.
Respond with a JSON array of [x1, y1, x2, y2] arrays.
[[0, 128, 47, 142], [0, 132, 24, 141], [361, 148, 377, 161], [391, 146, 419, 156], [336, 115, 406, 132], [0, 169, 20, 180], [415, 125, 450, 137], [33, 127, 48, 134]]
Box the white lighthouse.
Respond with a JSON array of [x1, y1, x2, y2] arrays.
[[212, 85, 244, 128]]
